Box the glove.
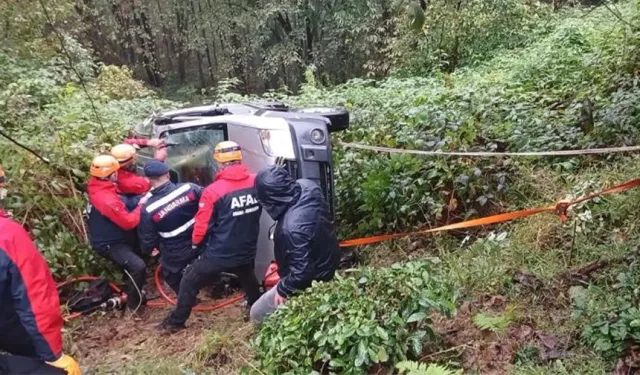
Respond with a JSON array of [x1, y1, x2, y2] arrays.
[[47, 354, 81, 375], [275, 156, 286, 166]]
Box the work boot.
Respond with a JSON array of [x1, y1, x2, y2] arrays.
[[143, 289, 160, 302], [155, 316, 185, 334], [242, 301, 251, 322]]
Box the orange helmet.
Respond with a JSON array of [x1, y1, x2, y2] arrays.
[[90, 155, 120, 178], [110, 144, 137, 166], [0, 165, 5, 185], [213, 141, 242, 163]]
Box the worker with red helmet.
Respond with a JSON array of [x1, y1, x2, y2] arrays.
[[86, 155, 147, 311], [157, 141, 263, 332], [0, 166, 81, 375]]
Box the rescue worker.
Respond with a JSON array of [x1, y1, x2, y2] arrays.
[[158, 141, 263, 332], [138, 161, 203, 294], [114, 139, 167, 193], [111, 139, 166, 208], [0, 166, 81, 375], [250, 165, 341, 323], [87, 155, 147, 311]]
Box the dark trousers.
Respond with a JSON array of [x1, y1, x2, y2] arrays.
[[168, 257, 262, 325], [0, 354, 65, 375], [0, 318, 65, 375], [162, 267, 184, 295], [98, 243, 146, 309]]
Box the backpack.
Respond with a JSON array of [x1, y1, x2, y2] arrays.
[[67, 279, 117, 314]]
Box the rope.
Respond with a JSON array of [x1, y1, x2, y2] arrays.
[[339, 142, 640, 157], [339, 177, 640, 248]]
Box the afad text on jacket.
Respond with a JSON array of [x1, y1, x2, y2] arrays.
[[192, 164, 262, 267]]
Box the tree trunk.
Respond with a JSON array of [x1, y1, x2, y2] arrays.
[[109, 0, 137, 65], [131, 0, 162, 86], [197, 0, 216, 84], [174, 0, 187, 83], [154, 0, 175, 72]]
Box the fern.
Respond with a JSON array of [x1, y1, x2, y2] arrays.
[[472, 305, 517, 334], [396, 361, 463, 375]]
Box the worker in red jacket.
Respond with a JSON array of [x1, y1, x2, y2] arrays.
[[112, 138, 166, 196], [87, 155, 147, 311], [0, 166, 81, 375], [157, 141, 263, 332]]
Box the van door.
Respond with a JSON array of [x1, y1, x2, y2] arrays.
[[226, 123, 283, 283]]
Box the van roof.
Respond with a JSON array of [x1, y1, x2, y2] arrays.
[[155, 115, 291, 133]]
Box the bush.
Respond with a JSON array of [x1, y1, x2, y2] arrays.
[[0, 41, 179, 279], [577, 261, 640, 359], [253, 261, 458, 374], [97, 65, 154, 100]]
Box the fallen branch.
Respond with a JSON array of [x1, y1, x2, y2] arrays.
[[556, 251, 640, 284], [21, 203, 34, 226], [419, 342, 473, 361]]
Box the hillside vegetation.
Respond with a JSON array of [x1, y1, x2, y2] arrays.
[[2, 0, 640, 373]]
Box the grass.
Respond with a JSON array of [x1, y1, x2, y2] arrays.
[[353, 155, 640, 373], [71, 156, 640, 374]]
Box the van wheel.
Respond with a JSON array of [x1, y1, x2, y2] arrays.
[[293, 107, 349, 132]]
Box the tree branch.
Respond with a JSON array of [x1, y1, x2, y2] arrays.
[[0, 130, 51, 164]]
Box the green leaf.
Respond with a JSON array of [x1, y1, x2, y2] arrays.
[[407, 312, 427, 323], [378, 347, 389, 363], [329, 358, 346, 368], [376, 326, 389, 341]]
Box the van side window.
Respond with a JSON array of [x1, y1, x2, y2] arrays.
[[162, 125, 228, 187]]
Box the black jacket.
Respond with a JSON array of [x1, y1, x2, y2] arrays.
[[138, 181, 203, 273], [255, 165, 340, 298]]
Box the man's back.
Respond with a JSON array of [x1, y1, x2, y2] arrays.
[[255, 166, 340, 298], [0, 212, 63, 362], [139, 182, 202, 272], [276, 179, 340, 286], [193, 164, 262, 267]]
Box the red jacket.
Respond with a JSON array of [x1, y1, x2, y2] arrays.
[[192, 164, 262, 267], [117, 138, 166, 195], [87, 178, 142, 249], [0, 210, 63, 361], [124, 138, 167, 163], [116, 169, 150, 196], [88, 178, 141, 230]]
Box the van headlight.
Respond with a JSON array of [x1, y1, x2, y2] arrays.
[[258, 129, 295, 159], [310, 128, 326, 144]]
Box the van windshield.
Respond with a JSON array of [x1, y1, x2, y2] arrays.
[[163, 127, 227, 186]]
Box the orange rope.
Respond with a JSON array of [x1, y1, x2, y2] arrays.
[[339, 177, 640, 248], [58, 177, 640, 320]]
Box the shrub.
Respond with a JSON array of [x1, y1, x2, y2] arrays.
[[97, 65, 155, 100], [577, 262, 640, 359], [396, 361, 463, 375], [253, 261, 458, 375]]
